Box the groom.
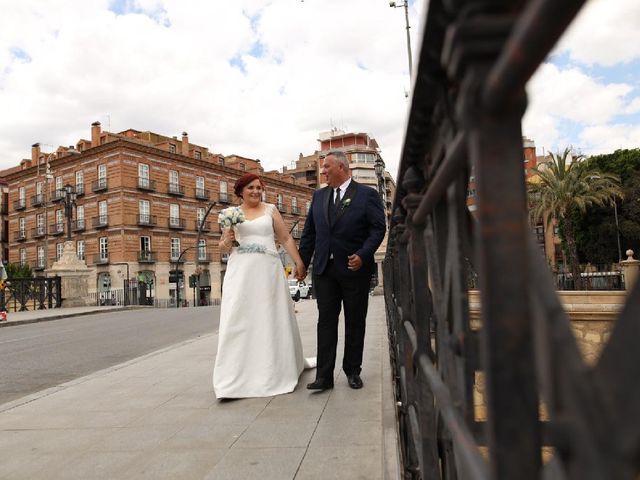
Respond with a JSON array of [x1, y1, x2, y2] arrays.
[[298, 150, 386, 390]]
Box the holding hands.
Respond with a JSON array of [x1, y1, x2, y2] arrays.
[[295, 262, 307, 282]]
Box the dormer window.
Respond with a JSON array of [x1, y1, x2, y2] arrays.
[[169, 144, 176, 154], [194, 151, 201, 160]]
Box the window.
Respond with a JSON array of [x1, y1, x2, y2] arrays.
[[139, 200, 150, 223], [99, 237, 108, 260], [219, 158, 225, 166], [97, 164, 107, 189], [20, 248, 27, 266], [306, 200, 311, 213], [139, 164, 149, 188], [56, 209, 64, 229], [220, 181, 229, 202], [170, 204, 180, 227], [194, 151, 201, 160], [99, 200, 108, 224], [37, 246, 45, 267], [19, 186, 25, 201], [76, 240, 85, 260], [56, 243, 64, 260], [75, 170, 84, 194], [55, 176, 63, 191], [196, 176, 205, 190], [277, 193, 283, 208], [353, 152, 376, 164], [292, 197, 298, 213], [169, 170, 179, 185], [36, 181, 43, 196], [36, 214, 44, 235], [197, 207, 205, 225], [261, 190, 267, 202], [239, 163, 246, 171], [140, 236, 151, 252], [198, 239, 206, 260], [171, 238, 181, 260], [169, 144, 176, 154], [76, 205, 84, 229], [19, 217, 25, 235]]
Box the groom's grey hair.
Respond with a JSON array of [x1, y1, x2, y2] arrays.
[[326, 150, 350, 170]]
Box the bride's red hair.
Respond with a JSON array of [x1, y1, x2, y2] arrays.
[[234, 173, 264, 198]]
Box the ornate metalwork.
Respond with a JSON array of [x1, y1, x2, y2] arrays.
[[384, 1, 640, 478], [0, 277, 62, 312]]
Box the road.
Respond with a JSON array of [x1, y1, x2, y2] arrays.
[[0, 307, 219, 405]]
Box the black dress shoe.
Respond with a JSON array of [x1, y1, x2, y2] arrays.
[[347, 374, 363, 389], [307, 378, 334, 391]]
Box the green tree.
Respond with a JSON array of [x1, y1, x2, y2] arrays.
[[574, 149, 640, 263], [527, 147, 622, 290], [5, 263, 33, 279]]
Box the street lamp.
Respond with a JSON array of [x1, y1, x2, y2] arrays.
[[374, 157, 386, 201], [61, 184, 77, 241], [389, 1, 413, 77]]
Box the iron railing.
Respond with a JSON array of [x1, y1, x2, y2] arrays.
[[384, 1, 640, 479], [0, 277, 62, 312]]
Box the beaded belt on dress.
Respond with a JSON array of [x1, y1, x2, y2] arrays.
[[234, 243, 279, 257]]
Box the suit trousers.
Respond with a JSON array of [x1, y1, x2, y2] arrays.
[[313, 260, 372, 381]]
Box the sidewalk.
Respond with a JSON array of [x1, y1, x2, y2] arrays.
[[0, 305, 143, 328], [0, 295, 400, 480]]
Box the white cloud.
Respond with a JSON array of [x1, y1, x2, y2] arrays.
[[579, 124, 640, 154], [556, 0, 640, 66], [0, 0, 418, 178]]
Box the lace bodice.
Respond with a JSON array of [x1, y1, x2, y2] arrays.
[[234, 203, 277, 251]]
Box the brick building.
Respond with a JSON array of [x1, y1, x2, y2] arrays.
[[2, 122, 313, 305]]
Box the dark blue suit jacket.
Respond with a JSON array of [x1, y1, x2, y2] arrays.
[[299, 180, 386, 277]]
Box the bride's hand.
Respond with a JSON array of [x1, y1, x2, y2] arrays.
[[220, 228, 235, 249], [295, 263, 306, 281]]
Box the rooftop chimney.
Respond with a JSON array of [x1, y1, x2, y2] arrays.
[[31, 143, 40, 164], [182, 132, 189, 156], [91, 121, 101, 147]]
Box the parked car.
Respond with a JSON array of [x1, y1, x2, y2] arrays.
[[288, 279, 310, 301]]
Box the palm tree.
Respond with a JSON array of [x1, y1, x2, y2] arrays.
[[528, 147, 623, 290]]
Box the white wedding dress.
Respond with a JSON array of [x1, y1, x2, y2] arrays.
[[213, 203, 308, 398]]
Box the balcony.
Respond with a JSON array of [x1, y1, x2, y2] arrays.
[[167, 183, 185, 196], [14, 230, 27, 242], [92, 178, 108, 192], [138, 251, 157, 263], [137, 177, 156, 191], [32, 226, 46, 238], [196, 220, 211, 232], [32, 260, 46, 271], [76, 183, 85, 197], [219, 192, 231, 204], [14, 199, 26, 211], [168, 217, 185, 229], [31, 194, 45, 207], [197, 253, 212, 264], [137, 214, 157, 227], [195, 188, 210, 200], [94, 254, 109, 265], [50, 189, 66, 203], [50, 222, 65, 236], [291, 206, 300, 215], [170, 255, 185, 264], [72, 219, 86, 232], [92, 215, 109, 228]]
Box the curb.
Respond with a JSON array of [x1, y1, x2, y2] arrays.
[[0, 306, 150, 328], [0, 331, 217, 413]]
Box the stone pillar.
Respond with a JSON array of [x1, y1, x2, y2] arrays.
[[621, 249, 640, 293], [47, 241, 92, 307]]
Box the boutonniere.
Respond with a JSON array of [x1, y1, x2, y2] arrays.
[[341, 198, 351, 209]]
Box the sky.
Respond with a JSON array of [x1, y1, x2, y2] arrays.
[[0, 0, 638, 179]]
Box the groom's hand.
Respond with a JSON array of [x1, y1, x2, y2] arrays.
[[347, 254, 362, 271]]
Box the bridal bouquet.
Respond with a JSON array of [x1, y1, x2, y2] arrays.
[[218, 207, 245, 247]]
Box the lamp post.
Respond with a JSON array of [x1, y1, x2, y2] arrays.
[[374, 157, 386, 202], [389, 1, 413, 77], [61, 184, 77, 241]]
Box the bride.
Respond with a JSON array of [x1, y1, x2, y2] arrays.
[[213, 173, 312, 398]]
